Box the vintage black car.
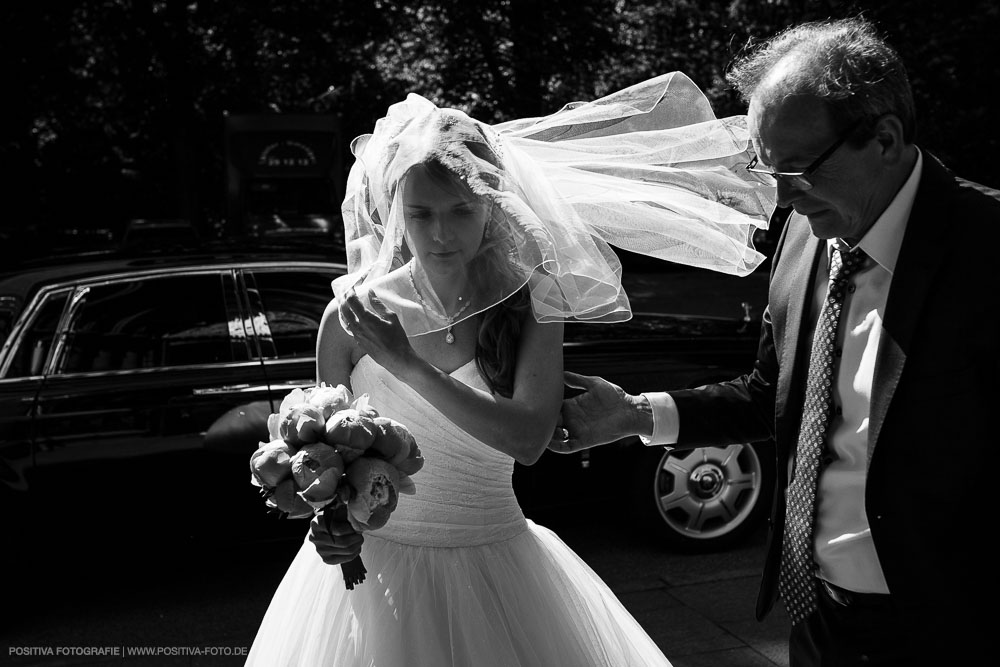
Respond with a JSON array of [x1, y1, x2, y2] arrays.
[[0, 241, 771, 552]]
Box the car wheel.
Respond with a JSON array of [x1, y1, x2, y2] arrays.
[[632, 441, 774, 551]]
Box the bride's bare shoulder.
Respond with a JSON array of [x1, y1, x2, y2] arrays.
[[323, 266, 412, 372]]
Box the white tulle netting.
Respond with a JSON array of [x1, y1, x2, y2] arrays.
[[246, 356, 674, 667], [333, 72, 774, 335]]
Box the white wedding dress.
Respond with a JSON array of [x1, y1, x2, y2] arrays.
[[246, 355, 672, 666]]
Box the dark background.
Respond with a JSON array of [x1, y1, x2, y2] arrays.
[[3, 0, 998, 250]]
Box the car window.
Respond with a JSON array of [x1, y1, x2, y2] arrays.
[[5, 291, 70, 378], [0, 295, 18, 344], [246, 269, 337, 359], [58, 273, 246, 373]]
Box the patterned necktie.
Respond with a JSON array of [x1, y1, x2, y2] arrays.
[[779, 247, 867, 625]]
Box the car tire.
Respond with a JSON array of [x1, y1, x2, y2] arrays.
[[630, 440, 774, 552]]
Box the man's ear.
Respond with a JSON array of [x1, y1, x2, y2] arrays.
[[873, 114, 906, 161]]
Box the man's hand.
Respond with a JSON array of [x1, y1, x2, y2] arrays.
[[309, 506, 364, 565], [548, 371, 650, 453]]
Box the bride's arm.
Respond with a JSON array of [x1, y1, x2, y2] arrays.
[[310, 299, 365, 565], [316, 298, 359, 387], [407, 318, 563, 465], [343, 292, 563, 465]]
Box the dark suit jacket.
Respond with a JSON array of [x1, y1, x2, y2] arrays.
[[668, 153, 1000, 652]]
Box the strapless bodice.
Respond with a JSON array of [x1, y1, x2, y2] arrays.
[[350, 355, 527, 547]]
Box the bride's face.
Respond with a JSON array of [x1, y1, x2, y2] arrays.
[[401, 164, 490, 279]]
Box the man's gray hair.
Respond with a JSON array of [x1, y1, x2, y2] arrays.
[[726, 17, 916, 143]]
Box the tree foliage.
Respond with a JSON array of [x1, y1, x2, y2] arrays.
[[3, 0, 997, 237]]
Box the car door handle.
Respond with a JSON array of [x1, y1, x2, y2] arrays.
[[192, 384, 270, 395], [269, 382, 315, 393]]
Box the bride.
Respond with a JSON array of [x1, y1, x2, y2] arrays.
[[246, 72, 773, 666]]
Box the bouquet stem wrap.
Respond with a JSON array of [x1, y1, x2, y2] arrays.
[[324, 505, 368, 589]]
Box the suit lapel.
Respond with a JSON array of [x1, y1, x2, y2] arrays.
[[867, 154, 953, 468], [774, 216, 824, 450]]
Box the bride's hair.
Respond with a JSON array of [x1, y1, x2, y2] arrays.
[[475, 287, 531, 399], [415, 147, 531, 399]]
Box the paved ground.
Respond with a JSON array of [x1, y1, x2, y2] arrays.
[[552, 515, 790, 667]]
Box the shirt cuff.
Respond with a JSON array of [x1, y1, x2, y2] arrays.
[[639, 392, 680, 446]]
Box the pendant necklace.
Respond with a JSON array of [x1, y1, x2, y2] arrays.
[[408, 263, 471, 344]]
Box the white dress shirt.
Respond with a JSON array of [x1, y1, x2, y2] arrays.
[[643, 151, 924, 594]]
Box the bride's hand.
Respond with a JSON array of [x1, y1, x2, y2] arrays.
[[340, 289, 417, 376], [309, 507, 364, 565]]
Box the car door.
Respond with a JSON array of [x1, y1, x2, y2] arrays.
[[0, 288, 71, 493], [27, 269, 269, 501], [241, 263, 345, 400]]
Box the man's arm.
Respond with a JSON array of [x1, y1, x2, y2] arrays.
[[550, 290, 782, 454], [548, 327, 776, 453]]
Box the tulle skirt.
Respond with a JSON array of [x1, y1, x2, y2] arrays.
[[246, 520, 671, 666]]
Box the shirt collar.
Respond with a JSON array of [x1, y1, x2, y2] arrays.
[[831, 148, 923, 275]]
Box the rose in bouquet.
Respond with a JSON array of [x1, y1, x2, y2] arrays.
[[249, 383, 423, 588]]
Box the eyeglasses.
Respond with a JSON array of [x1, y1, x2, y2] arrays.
[[745, 119, 863, 191]]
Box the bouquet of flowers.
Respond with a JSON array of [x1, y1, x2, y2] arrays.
[[249, 383, 423, 589]]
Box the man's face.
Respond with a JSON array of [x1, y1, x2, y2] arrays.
[[748, 93, 882, 242]]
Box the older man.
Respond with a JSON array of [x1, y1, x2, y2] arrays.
[[551, 17, 999, 666]]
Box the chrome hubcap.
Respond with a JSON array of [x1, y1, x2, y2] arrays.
[[653, 444, 762, 541]]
